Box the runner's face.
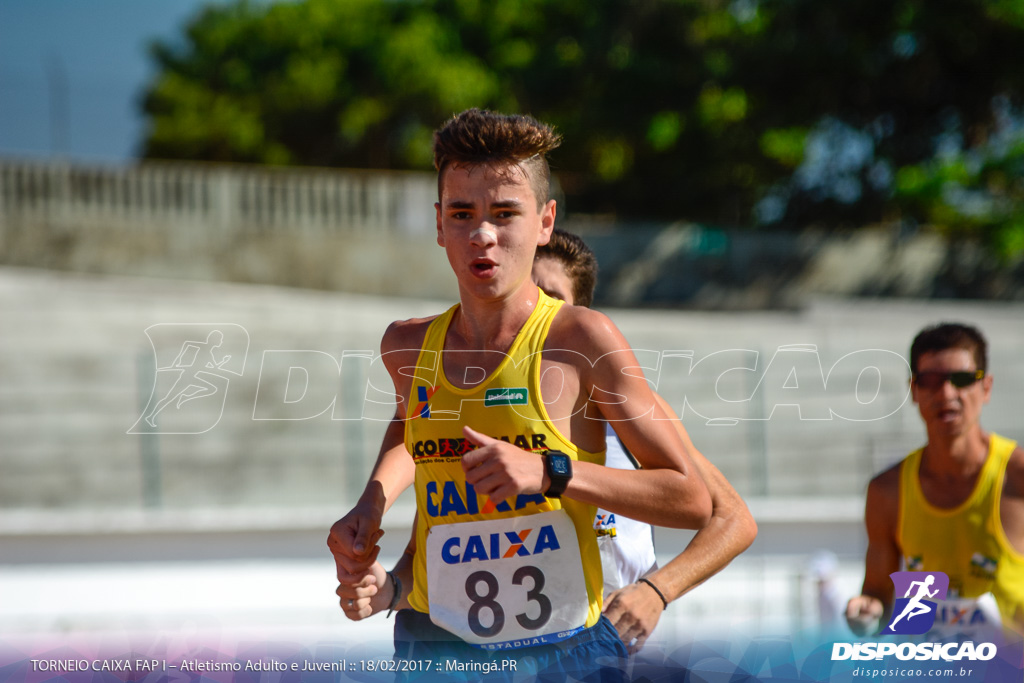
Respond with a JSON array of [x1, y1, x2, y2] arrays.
[[531, 257, 575, 306], [912, 348, 992, 437], [436, 163, 555, 301]]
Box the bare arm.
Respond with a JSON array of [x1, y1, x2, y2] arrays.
[[354, 414, 416, 522], [999, 445, 1024, 633], [603, 393, 757, 652], [645, 394, 757, 595], [846, 466, 901, 635], [327, 320, 424, 609], [581, 314, 712, 528], [462, 308, 712, 529], [327, 414, 414, 577], [460, 419, 712, 530], [1000, 444, 1024, 555]]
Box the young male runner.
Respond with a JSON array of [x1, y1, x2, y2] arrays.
[[846, 323, 1024, 636], [327, 110, 712, 678], [336, 231, 757, 655]]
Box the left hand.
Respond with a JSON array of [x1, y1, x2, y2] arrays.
[[461, 426, 546, 504], [603, 580, 665, 654]]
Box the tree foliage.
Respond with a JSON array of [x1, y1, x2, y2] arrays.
[[141, 0, 1024, 256]]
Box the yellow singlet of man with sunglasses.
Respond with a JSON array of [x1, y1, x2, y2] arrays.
[[846, 323, 1024, 637]]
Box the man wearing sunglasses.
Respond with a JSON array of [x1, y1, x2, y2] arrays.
[[846, 323, 1024, 636]]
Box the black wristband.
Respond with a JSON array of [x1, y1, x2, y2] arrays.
[[638, 577, 669, 611], [386, 571, 402, 618], [542, 450, 572, 498]]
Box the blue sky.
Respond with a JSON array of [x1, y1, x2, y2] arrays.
[[0, 0, 221, 163]]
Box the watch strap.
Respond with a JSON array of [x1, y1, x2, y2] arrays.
[[543, 450, 572, 498]]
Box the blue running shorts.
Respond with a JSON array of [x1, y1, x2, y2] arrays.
[[392, 609, 628, 682]]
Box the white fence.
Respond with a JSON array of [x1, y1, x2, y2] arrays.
[[0, 157, 437, 238], [0, 157, 450, 296]]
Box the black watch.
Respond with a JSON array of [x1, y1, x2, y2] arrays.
[[542, 450, 573, 498]]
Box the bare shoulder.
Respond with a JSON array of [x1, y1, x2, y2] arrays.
[[865, 461, 903, 520], [381, 315, 438, 357], [546, 303, 660, 427], [379, 315, 442, 385], [546, 304, 629, 357], [868, 461, 903, 494], [1003, 442, 1024, 498]]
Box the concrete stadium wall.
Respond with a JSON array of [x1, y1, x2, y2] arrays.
[[570, 221, 1024, 308], [3, 266, 1022, 515], [4, 157, 1024, 307]]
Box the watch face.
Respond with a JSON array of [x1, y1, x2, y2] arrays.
[[550, 455, 570, 474]]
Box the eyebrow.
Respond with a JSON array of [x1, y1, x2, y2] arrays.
[[443, 198, 525, 210], [491, 199, 524, 209]]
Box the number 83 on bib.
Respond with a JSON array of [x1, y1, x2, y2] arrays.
[[426, 510, 590, 648]]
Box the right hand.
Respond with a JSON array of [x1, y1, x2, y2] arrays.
[[327, 504, 386, 590], [846, 594, 884, 636], [461, 425, 545, 504]]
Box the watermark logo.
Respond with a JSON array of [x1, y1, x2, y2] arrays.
[[129, 324, 249, 434], [128, 331, 913, 427], [882, 571, 949, 635], [832, 571, 1002, 663]]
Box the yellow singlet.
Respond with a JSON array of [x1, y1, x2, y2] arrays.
[[899, 433, 1024, 630], [403, 289, 606, 648]]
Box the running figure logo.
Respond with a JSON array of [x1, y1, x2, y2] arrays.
[[881, 571, 950, 635], [129, 324, 249, 434]]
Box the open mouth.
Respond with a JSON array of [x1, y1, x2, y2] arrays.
[[471, 259, 497, 278]]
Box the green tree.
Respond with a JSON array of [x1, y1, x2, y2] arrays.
[[730, 0, 1024, 258], [141, 0, 1024, 255], [143, 0, 499, 167]]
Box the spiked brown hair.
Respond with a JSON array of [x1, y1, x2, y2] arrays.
[[433, 109, 562, 209]]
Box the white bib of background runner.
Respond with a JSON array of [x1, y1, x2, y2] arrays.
[[426, 509, 589, 647]]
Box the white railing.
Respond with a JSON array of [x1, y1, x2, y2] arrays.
[[0, 157, 437, 238]]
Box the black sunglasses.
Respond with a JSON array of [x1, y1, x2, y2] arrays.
[[912, 370, 985, 391]]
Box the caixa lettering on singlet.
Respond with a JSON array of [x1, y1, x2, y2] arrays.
[[426, 510, 589, 648], [424, 480, 546, 517]]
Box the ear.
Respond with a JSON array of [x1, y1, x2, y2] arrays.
[[981, 374, 993, 404], [537, 199, 556, 246], [435, 202, 444, 248]]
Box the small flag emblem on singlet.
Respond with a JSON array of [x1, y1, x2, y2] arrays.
[[414, 385, 436, 418]]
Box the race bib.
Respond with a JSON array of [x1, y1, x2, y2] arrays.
[[928, 593, 1003, 641], [425, 510, 590, 648]]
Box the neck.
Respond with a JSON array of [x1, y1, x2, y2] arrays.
[[922, 426, 990, 476], [451, 282, 541, 350]]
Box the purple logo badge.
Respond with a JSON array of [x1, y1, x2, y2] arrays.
[[882, 571, 950, 635]]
